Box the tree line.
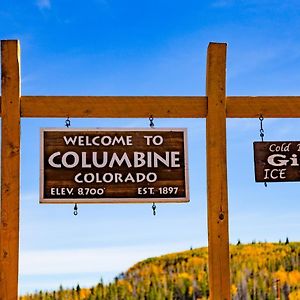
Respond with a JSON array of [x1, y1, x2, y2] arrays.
[[20, 241, 300, 299]]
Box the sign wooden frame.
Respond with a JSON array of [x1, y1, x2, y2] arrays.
[[40, 127, 189, 204], [1, 39, 299, 299], [254, 141, 300, 182]]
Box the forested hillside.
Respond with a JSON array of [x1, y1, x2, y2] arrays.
[[20, 242, 300, 299]]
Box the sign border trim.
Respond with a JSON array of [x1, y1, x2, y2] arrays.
[[40, 127, 190, 204]]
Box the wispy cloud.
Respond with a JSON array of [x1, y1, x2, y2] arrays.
[[19, 243, 189, 276], [36, 0, 51, 10]]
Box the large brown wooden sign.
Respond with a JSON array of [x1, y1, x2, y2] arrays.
[[254, 141, 300, 182], [40, 128, 189, 203]]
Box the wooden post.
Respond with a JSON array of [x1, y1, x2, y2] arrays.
[[0, 40, 21, 300], [206, 42, 230, 299]]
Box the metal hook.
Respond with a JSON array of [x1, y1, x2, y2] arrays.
[[152, 202, 156, 216], [259, 115, 267, 187], [73, 203, 78, 216], [65, 117, 71, 128]]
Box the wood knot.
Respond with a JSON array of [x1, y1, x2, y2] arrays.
[[219, 212, 225, 221]]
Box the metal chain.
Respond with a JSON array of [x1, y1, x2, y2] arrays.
[[259, 115, 267, 187], [73, 203, 78, 216], [259, 115, 264, 142], [149, 116, 154, 128], [152, 203, 156, 216], [65, 116, 79, 214]]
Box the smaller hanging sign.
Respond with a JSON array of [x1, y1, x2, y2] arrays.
[[40, 128, 189, 203], [254, 141, 300, 182]]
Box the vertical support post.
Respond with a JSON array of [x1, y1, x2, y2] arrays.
[[0, 40, 21, 300], [206, 42, 230, 299]]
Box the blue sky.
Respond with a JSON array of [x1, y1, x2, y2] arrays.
[[1, 0, 300, 295]]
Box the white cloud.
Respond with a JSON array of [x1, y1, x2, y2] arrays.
[[36, 0, 51, 9], [19, 243, 189, 276]]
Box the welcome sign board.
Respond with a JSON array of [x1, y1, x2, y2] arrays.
[[254, 141, 300, 182], [40, 128, 189, 203]]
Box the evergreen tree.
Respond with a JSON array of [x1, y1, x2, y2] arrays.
[[19, 242, 300, 300]]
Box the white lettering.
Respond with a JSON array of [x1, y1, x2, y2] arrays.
[[143, 135, 163, 146], [144, 135, 153, 146], [92, 136, 100, 146], [152, 135, 163, 145], [73, 172, 158, 183], [267, 154, 289, 167], [171, 151, 180, 167], [93, 152, 108, 168], [75, 173, 83, 183], [290, 154, 299, 166], [153, 152, 169, 167], [134, 152, 146, 167], [109, 153, 132, 168], [147, 172, 157, 182], [269, 143, 291, 152], [84, 173, 94, 183], [82, 152, 91, 168], [62, 151, 79, 168], [48, 151, 61, 168], [101, 136, 112, 146], [48, 151, 182, 169], [103, 173, 114, 183], [264, 168, 286, 180], [63, 136, 77, 145], [136, 173, 146, 182]]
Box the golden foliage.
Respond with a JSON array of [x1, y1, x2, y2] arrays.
[[20, 242, 300, 300]]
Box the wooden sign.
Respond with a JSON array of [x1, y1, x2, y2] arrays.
[[40, 128, 189, 203], [254, 141, 300, 182]]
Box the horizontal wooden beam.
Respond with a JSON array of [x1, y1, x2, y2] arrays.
[[20, 96, 207, 118], [226, 96, 300, 118], [0, 95, 300, 118]]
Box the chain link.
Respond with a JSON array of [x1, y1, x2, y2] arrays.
[[65, 117, 71, 128], [152, 202, 156, 216], [73, 203, 78, 216], [259, 115, 264, 142], [259, 115, 267, 187], [149, 116, 154, 128]]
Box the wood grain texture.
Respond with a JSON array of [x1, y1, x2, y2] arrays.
[[11, 95, 300, 118], [41, 129, 188, 203], [206, 42, 230, 299], [21, 96, 207, 118], [227, 96, 300, 118], [0, 40, 21, 300]]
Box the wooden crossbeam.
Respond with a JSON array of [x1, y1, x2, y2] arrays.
[[226, 96, 300, 118], [20, 96, 206, 118], [1, 95, 300, 118]]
